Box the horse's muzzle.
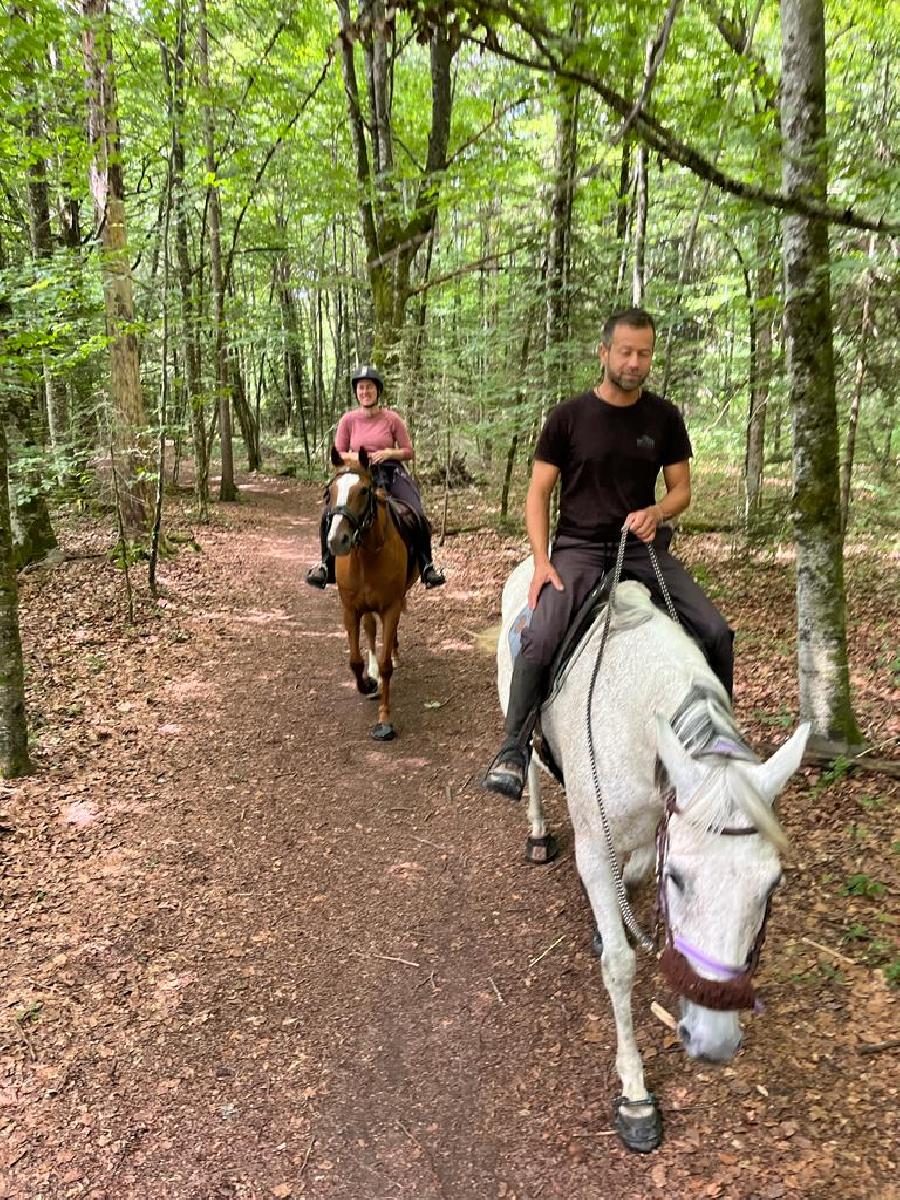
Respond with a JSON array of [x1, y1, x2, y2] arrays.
[[678, 1004, 742, 1062], [328, 529, 353, 556]]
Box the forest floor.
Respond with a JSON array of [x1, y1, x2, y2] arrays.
[[2, 472, 898, 1200]]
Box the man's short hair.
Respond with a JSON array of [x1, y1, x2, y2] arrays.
[[601, 308, 656, 347]]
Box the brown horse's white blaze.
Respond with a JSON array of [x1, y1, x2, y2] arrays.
[[326, 446, 414, 741]]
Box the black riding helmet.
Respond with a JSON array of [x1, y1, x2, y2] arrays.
[[351, 364, 384, 396]]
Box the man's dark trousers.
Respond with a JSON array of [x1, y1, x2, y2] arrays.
[[519, 527, 734, 696]]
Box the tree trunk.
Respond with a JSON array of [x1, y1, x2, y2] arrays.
[[616, 136, 632, 243], [545, 43, 580, 397], [276, 242, 311, 463], [229, 351, 260, 472], [51, 37, 95, 481], [780, 0, 860, 748], [81, 0, 150, 534], [335, 0, 456, 365], [166, 1, 209, 521], [25, 86, 67, 478], [631, 143, 648, 306], [839, 234, 875, 535], [745, 233, 774, 519], [198, 0, 238, 502], [0, 418, 31, 778]]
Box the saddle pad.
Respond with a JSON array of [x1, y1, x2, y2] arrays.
[[507, 605, 533, 660]]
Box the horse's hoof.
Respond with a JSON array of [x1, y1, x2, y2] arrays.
[[525, 834, 558, 864], [358, 676, 378, 696], [613, 1094, 662, 1153], [592, 929, 604, 958], [371, 723, 396, 741]]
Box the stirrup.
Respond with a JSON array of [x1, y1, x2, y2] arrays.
[[481, 744, 529, 800], [306, 563, 328, 589]]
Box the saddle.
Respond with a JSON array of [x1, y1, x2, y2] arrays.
[[384, 495, 424, 545], [519, 572, 661, 787], [529, 573, 616, 786], [366, 464, 426, 559]]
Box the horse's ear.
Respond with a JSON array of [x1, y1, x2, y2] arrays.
[[358, 446, 370, 470], [655, 714, 703, 796], [330, 444, 343, 468], [747, 723, 810, 805]]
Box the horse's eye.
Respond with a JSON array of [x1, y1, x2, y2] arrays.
[[666, 868, 685, 892]]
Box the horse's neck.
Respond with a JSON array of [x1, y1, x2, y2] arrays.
[[360, 500, 391, 552]]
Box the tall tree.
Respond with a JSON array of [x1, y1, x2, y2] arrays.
[[81, 0, 150, 533], [334, 0, 456, 365], [545, 6, 582, 371], [840, 234, 876, 534], [198, 0, 238, 501], [163, 0, 210, 520], [21, 31, 67, 476], [0, 411, 31, 778], [745, 229, 776, 520], [780, 0, 860, 748]]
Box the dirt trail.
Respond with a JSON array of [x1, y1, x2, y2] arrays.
[[2, 477, 895, 1199]]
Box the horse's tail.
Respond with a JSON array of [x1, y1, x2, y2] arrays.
[[475, 622, 501, 655]]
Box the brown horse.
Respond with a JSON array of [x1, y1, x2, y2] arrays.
[[325, 445, 418, 740]]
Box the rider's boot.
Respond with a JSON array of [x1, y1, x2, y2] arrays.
[[306, 511, 334, 588], [416, 526, 445, 589], [482, 657, 547, 800], [418, 554, 446, 589], [306, 558, 331, 589]]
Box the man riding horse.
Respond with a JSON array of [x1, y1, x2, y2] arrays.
[[482, 307, 734, 802], [306, 365, 445, 592]]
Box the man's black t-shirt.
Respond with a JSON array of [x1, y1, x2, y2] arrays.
[[534, 388, 692, 542]]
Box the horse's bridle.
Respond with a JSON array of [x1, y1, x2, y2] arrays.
[[326, 469, 378, 548], [654, 789, 772, 1013]]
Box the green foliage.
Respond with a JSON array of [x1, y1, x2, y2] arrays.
[[108, 539, 150, 569], [0, 0, 895, 540], [841, 874, 888, 899], [15, 1001, 42, 1026], [819, 755, 853, 786]]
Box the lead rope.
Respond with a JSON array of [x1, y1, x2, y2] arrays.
[[585, 524, 680, 954]]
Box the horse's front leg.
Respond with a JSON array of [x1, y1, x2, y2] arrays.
[[344, 607, 377, 696], [574, 831, 662, 1153], [362, 612, 380, 694], [370, 602, 401, 741]]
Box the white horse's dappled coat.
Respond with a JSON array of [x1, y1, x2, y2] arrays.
[[497, 560, 809, 1146]]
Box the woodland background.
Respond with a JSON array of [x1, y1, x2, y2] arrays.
[[0, 3, 897, 1193], [0, 0, 898, 772], [0, 0, 897, 833]]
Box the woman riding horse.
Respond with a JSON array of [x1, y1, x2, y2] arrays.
[[306, 365, 445, 591]]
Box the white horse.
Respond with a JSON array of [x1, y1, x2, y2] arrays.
[[497, 560, 809, 1152]]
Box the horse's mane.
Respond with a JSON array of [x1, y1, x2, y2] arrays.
[[666, 688, 789, 852], [605, 588, 791, 852], [675, 762, 788, 851]]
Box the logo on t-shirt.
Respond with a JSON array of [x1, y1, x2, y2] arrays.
[[636, 434, 656, 450]]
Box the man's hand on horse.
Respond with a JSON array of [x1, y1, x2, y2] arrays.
[[528, 559, 564, 610], [625, 506, 662, 544], [369, 449, 393, 465]]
